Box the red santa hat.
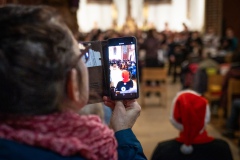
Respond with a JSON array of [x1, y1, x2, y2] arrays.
[[170, 90, 213, 154]]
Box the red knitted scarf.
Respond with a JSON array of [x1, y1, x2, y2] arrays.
[[0, 111, 117, 160]]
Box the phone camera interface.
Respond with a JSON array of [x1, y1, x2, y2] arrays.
[[109, 44, 137, 99]]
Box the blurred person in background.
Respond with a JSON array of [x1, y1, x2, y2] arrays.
[[168, 44, 186, 84], [140, 29, 163, 68], [202, 27, 220, 57], [140, 29, 164, 97], [222, 99, 240, 139], [220, 52, 240, 118], [186, 31, 203, 58], [193, 52, 220, 95], [220, 27, 238, 53]]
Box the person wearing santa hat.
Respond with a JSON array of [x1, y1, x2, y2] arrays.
[[116, 70, 134, 92], [151, 90, 233, 160]]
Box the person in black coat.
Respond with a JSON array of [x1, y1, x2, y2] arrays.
[[151, 90, 233, 160]]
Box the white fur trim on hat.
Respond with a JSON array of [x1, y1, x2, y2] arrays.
[[169, 93, 183, 131], [200, 104, 211, 133], [180, 144, 193, 154]]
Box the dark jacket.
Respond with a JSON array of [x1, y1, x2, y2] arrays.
[[151, 139, 233, 160], [0, 129, 147, 160], [140, 32, 163, 67]]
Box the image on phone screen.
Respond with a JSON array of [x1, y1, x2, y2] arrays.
[[108, 37, 139, 100]]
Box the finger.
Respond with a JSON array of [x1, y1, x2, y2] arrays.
[[126, 99, 136, 105], [103, 97, 114, 104], [104, 101, 115, 110], [125, 101, 141, 112], [122, 101, 128, 107], [103, 96, 111, 101], [122, 99, 134, 105], [123, 99, 137, 108], [103, 96, 115, 108]]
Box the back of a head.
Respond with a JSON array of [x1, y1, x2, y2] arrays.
[[122, 70, 130, 83], [170, 90, 212, 154], [0, 5, 77, 115], [147, 29, 155, 38]]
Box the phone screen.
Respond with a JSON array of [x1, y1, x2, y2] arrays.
[[107, 37, 139, 100]]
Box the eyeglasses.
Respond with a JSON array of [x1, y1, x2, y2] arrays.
[[78, 42, 91, 64], [68, 42, 91, 73]]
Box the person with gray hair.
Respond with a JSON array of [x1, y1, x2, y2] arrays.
[[0, 4, 146, 160]]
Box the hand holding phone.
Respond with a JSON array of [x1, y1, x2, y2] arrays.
[[103, 96, 141, 132], [78, 36, 139, 103]]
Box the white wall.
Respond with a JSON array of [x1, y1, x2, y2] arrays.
[[147, 0, 188, 32], [131, 0, 144, 27], [77, 0, 205, 33], [115, 0, 144, 28], [113, 0, 127, 28], [77, 0, 112, 32], [189, 0, 205, 31]]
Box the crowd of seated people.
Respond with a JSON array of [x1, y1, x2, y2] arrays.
[[110, 59, 137, 79], [109, 59, 138, 96]]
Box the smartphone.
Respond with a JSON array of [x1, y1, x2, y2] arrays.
[[107, 36, 139, 100]]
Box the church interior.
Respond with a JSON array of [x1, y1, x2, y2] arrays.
[[1, 0, 240, 159]]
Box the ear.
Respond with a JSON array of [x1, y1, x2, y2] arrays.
[[67, 68, 80, 102]]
